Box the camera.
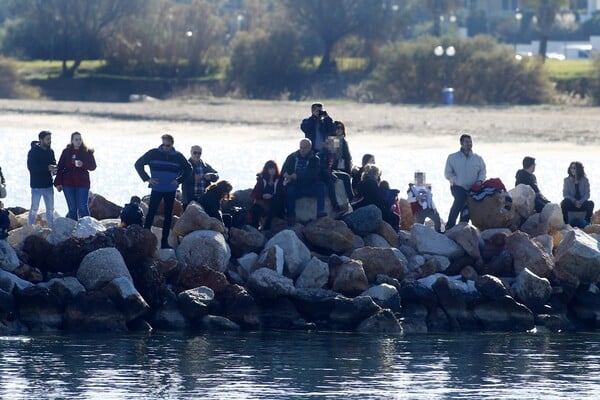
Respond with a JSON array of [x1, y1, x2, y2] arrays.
[[319, 110, 328, 118]]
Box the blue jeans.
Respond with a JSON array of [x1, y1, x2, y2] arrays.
[[63, 186, 90, 220], [29, 187, 55, 226], [286, 181, 325, 218]]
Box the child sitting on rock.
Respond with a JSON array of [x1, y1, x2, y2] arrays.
[[0, 200, 9, 240], [407, 171, 442, 233], [120, 196, 144, 228]]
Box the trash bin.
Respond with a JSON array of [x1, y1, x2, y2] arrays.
[[442, 87, 454, 105]]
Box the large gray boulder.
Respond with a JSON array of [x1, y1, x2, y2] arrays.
[[177, 286, 215, 320], [176, 230, 230, 272], [361, 283, 401, 313], [264, 230, 311, 279], [295, 257, 329, 289], [555, 229, 600, 284], [77, 247, 133, 290], [104, 276, 150, 321], [473, 295, 534, 331], [355, 309, 403, 334], [505, 231, 554, 279], [0, 240, 20, 272], [511, 268, 552, 310], [247, 267, 295, 300], [445, 222, 482, 263], [541, 203, 565, 231], [343, 205, 382, 236], [350, 247, 404, 283], [0, 269, 34, 292], [410, 223, 464, 259], [509, 184, 536, 219], [46, 217, 77, 244]]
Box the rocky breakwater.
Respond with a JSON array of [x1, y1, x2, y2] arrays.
[[2, 191, 600, 335]]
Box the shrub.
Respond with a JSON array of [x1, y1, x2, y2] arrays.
[[362, 35, 553, 105], [0, 57, 41, 99], [588, 54, 600, 106], [227, 28, 304, 98]]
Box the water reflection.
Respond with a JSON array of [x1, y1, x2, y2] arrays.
[[2, 332, 600, 398]]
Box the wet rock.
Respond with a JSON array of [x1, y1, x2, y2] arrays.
[[473, 295, 534, 331], [220, 284, 260, 328], [410, 224, 464, 259], [264, 230, 311, 279], [361, 283, 401, 313], [303, 217, 354, 253], [128, 259, 164, 310], [0, 288, 15, 320], [176, 230, 230, 272], [506, 231, 554, 279], [247, 267, 295, 300], [555, 229, 600, 284], [342, 205, 382, 236], [229, 225, 265, 258], [290, 288, 339, 322], [16, 284, 63, 331], [88, 192, 122, 220], [64, 291, 127, 332], [76, 247, 132, 291], [258, 298, 307, 330], [177, 286, 215, 320], [0, 240, 20, 273], [328, 295, 382, 330], [177, 264, 230, 297], [350, 247, 404, 283], [431, 276, 479, 331], [475, 275, 510, 301], [108, 225, 157, 268], [103, 276, 150, 321], [511, 268, 552, 311], [329, 258, 369, 297], [356, 309, 402, 333], [47, 234, 114, 274], [200, 315, 240, 331], [13, 264, 43, 283], [570, 284, 600, 327], [40, 277, 86, 304], [295, 256, 329, 289]]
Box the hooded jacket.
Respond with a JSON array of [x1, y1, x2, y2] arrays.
[[135, 145, 192, 193], [27, 141, 56, 189]]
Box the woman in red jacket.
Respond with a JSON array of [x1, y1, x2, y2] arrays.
[[250, 160, 284, 230], [54, 132, 97, 220]]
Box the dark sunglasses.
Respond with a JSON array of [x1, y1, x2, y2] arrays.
[[193, 151, 201, 155]]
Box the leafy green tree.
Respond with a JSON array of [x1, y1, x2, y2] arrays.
[[282, 0, 389, 73], [424, 0, 461, 37], [6, 0, 145, 77], [521, 0, 569, 61]]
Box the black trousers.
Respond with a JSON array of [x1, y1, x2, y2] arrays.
[[561, 198, 594, 224], [446, 185, 469, 230], [144, 190, 175, 245]]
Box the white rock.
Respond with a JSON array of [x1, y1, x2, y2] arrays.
[[72, 216, 106, 239], [77, 247, 132, 290], [295, 257, 329, 289], [264, 230, 311, 278], [46, 217, 77, 244], [176, 230, 231, 272], [410, 224, 464, 259], [509, 184, 536, 219]]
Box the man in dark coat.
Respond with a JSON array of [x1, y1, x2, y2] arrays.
[[282, 138, 325, 225], [515, 156, 550, 213], [300, 103, 334, 153], [27, 130, 57, 227], [181, 145, 219, 209]]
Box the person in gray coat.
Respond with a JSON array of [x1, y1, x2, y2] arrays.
[[561, 161, 594, 226]]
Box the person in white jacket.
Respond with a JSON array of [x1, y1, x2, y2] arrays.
[[444, 134, 486, 230]]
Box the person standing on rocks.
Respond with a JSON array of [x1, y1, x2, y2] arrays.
[[135, 134, 192, 248], [181, 145, 219, 210], [54, 132, 97, 221], [515, 156, 550, 213], [27, 130, 57, 227], [300, 102, 335, 153], [444, 133, 486, 230]]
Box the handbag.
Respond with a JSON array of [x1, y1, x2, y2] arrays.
[[0, 184, 6, 199]]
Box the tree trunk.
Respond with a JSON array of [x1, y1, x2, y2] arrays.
[[539, 35, 548, 63], [60, 58, 82, 78], [317, 42, 336, 74]]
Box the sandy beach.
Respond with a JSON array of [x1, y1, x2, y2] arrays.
[[0, 98, 598, 218]]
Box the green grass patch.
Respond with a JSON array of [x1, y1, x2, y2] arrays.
[[544, 59, 594, 80]]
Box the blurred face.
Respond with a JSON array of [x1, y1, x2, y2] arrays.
[[460, 137, 473, 153], [268, 167, 276, 177], [368, 156, 375, 165], [40, 135, 51, 148], [569, 164, 577, 177], [162, 139, 174, 151], [299, 140, 312, 157], [191, 146, 202, 160], [312, 105, 322, 118], [335, 124, 344, 137], [71, 134, 82, 149]]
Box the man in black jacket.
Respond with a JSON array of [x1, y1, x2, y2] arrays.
[[300, 103, 334, 153], [282, 138, 325, 225], [515, 156, 550, 213], [27, 131, 57, 227], [181, 145, 219, 209]]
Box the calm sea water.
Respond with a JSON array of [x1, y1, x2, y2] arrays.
[[1, 331, 600, 399]]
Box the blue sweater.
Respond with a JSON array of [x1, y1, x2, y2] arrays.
[[135, 145, 192, 193]]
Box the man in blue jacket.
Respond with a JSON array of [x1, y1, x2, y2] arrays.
[[135, 134, 192, 248]]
